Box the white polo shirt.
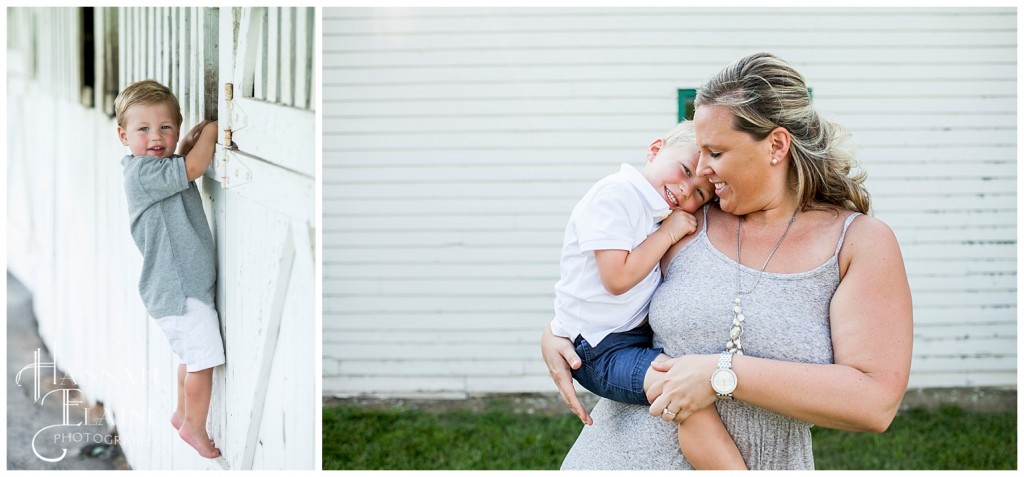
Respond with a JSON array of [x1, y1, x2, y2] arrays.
[[551, 164, 671, 347]]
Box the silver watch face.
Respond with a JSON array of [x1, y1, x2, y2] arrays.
[[711, 368, 737, 395]]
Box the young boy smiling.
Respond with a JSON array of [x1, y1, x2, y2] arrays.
[[550, 121, 746, 469], [116, 79, 223, 459]]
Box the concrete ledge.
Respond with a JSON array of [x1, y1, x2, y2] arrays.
[[325, 393, 598, 416], [327, 387, 1017, 415], [899, 387, 1017, 414]]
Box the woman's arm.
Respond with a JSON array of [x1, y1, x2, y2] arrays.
[[649, 216, 913, 432]]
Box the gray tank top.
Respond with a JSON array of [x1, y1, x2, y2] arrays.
[[561, 205, 861, 470]]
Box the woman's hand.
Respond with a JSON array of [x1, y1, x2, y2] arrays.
[[646, 355, 719, 423], [540, 326, 593, 425], [178, 119, 215, 157]]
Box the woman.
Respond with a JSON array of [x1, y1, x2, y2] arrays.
[[541, 52, 913, 469]]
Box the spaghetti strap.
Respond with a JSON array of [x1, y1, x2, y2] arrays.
[[834, 212, 862, 256], [701, 204, 710, 234]]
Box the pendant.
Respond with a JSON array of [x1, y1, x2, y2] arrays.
[[727, 296, 744, 354]]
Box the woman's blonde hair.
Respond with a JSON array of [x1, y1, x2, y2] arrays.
[[114, 80, 183, 129], [694, 52, 870, 214]]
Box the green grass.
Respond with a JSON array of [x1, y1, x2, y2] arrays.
[[810, 406, 1016, 470], [323, 402, 1016, 470], [323, 400, 581, 470]]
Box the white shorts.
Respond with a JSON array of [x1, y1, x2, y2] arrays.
[[154, 297, 226, 372]]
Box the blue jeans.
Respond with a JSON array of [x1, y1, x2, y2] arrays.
[[571, 322, 663, 405]]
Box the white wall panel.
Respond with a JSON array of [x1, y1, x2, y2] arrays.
[[322, 6, 1016, 398]]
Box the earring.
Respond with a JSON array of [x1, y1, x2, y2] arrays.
[[771, 158, 779, 165]]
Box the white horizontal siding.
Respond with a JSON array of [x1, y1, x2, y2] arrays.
[[322, 7, 1017, 398]]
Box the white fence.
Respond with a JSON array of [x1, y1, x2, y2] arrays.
[[7, 7, 317, 470], [322, 7, 1017, 398]]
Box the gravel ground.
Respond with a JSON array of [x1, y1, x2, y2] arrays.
[[7, 272, 130, 470]]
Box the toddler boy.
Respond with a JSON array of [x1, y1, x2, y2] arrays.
[[550, 121, 746, 469], [115, 79, 223, 459]]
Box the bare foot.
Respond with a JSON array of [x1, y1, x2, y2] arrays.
[[178, 424, 221, 458], [170, 411, 184, 430]]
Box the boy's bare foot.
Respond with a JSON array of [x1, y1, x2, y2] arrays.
[[170, 411, 184, 430], [178, 424, 221, 458]]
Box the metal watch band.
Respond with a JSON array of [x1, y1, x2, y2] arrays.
[[718, 351, 734, 370]]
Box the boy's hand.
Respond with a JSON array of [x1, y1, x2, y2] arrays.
[[541, 325, 593, 425], [178, 119, 217, 156], [661, 210, 697, 244], [182, 120, 220, 182]]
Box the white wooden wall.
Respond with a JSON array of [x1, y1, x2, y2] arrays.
[[7, 7, 316, 469], [210, 6, 317, 471], [321, 7, 1017, 398]]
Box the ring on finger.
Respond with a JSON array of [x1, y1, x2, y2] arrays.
[[662, 408, 677, 418]]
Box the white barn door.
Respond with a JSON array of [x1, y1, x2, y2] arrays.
[[206, 7, 316, 470]]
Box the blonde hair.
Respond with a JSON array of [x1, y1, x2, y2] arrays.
[[663, 120, 696, 149], [114, 80, 183, 129], [694, 52, 870, 214]]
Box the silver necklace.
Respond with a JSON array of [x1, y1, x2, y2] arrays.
[[726, 209, 799, 355]]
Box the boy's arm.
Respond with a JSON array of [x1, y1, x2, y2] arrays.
[[677, 406, 747, 470], [594, 210, 696, 296], [184, 121, 219, 181]]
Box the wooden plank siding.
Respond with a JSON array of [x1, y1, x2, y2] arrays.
[[6, 7, 316, 469], [321, 7, 1017, 398]]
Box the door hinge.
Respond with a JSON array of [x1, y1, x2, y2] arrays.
[[214, 82, 251, 188], [222, 83, 237, 150]]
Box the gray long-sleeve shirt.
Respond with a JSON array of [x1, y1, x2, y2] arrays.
[[121, 154, 216, 318]]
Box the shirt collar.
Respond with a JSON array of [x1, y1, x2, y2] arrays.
[[619, 163, 671, 222]]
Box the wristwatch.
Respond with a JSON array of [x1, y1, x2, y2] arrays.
[[710, 352, 738, 400]]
